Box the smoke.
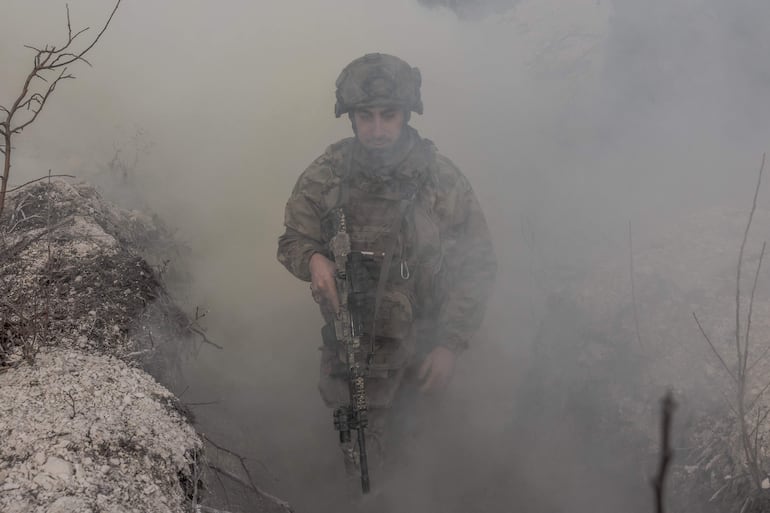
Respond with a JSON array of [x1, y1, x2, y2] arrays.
[[3, 0, 770, 511]]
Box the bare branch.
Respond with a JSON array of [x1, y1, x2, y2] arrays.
[[189, 325, 223, 350], [11, 69, 73, 134], [52, 52, 92, 68], [1, 0, 119, 217], [202, 434, 279, 484], [747, 377, 770, 411], [66, 4, 72, 40], [747, 342, 770, 373], [6, 174, 76, 194], [693, 311, 737, 383], [206, 465, 292, 511], [629, 219, 643, 350], [652, 391, 676, 513], [748, 406, 770, 441], [70, 27, 90, 42], [48, 0, 122, 69], [743, 241, 766, 376], [736, 153, 765, 378], [65, 390, 77, 419]]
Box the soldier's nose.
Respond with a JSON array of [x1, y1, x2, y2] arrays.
[[372, 117, 386, 136]]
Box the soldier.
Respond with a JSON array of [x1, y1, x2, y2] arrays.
[[277, 53, 496, 486]]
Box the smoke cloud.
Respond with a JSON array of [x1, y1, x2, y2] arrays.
[[3, 0, 769, 511]]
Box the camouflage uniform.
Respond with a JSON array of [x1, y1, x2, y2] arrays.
[[276, 53, 496, 478]]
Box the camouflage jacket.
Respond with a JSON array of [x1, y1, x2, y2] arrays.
[[277, 129, 496, 353]]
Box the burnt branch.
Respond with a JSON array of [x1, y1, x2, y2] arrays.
[[652, 391, 676, 513], [6, 174, 76, 194], [11, 68, 74, 135], [0, 0, 122, 217], [693, 311, 736, 383], [743, 241, 766, 377], [629, 219, 644, 351]]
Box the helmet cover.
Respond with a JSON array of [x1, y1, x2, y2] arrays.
[[334, 53, 423, 118]]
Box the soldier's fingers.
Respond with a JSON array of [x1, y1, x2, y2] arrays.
[[316, 277, 335, 296], [329, 289, 340, 313]]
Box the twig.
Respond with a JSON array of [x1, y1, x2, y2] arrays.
[[65, 390, 76, 419], [693, 312, 737, 383], [739, 496, 751, 513], [124, 349, 152, 359], [185, 400, 221, 407], [202, 433, 279, 484], [747, 341, 770, 373], [206, 465, 292, 511], [736, 154, 765, 378], [742, 241, 766, 381], [747, 378, 770, 413], [629, 220, 644, 351], [734, 154, 766, 489], [189, 326, 223, 350], [6, 174, 75, 193]]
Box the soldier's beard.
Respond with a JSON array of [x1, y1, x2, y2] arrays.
[[353, 125, 416, 177]]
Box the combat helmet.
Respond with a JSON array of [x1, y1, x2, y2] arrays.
[[334, 53, 423, 118]]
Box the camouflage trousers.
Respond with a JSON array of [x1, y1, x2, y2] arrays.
[[322, 360, 440, 488]]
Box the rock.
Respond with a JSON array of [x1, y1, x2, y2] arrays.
[[43, 457, 73, 480], [0, 182, 290, 512], [33, 472, 56, 491], [4, 502, 32, 513], [46, 496, 92, 513], [1, 481, 20, 491]]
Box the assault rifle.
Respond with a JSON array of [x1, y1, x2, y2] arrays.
[[328, 208, 371, 494]]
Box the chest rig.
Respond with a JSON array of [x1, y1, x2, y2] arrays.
[[320, 144, 442, 376]]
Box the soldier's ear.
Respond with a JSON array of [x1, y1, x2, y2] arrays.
[[348, 112, 357, 135], [403, 110, 411, 124]]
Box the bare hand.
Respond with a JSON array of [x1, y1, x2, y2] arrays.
[[418, 346, 456, 393], [309, 253, 340, 313]]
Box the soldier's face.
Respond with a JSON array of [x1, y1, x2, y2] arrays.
[[352, 107, 405, 150]]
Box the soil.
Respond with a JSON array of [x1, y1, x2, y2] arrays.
[[0, 181, 292, 513]]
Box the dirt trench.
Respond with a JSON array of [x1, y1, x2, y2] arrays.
[[0, 180, 291, 513]]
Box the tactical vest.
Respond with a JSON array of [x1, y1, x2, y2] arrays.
[[318, 138, 444, 406]]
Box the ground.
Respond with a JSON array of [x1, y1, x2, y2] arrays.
[[0, 181, 291, 513]]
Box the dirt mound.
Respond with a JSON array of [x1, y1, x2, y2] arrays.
[[0, 181, 190, 373], [0, 181, 291, 513], [0, 349, 201, 513]]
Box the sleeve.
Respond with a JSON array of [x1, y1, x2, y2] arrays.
[[434, 164, 497, 353], [276, 162, 329, 282]]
